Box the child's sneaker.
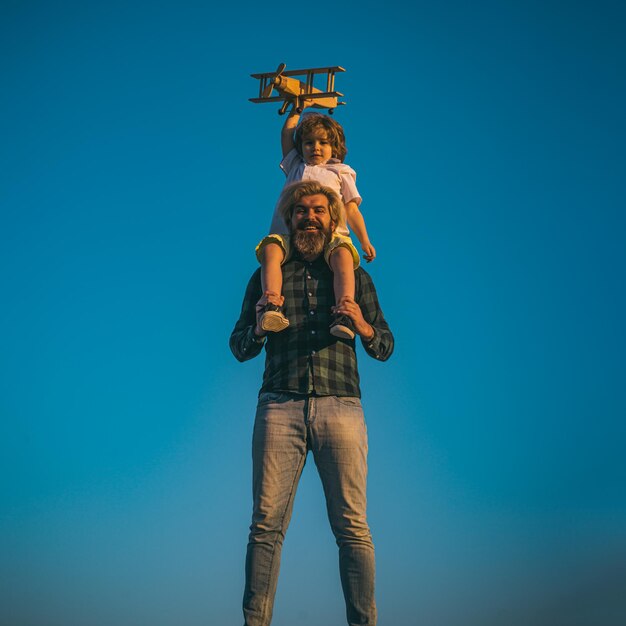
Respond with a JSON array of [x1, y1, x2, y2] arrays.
[[259, 303, 290, 332], [329, 314, 355, 340]]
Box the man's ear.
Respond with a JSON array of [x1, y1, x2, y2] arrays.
[[331, 220, 337, 233]]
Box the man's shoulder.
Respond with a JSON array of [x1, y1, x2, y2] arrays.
[[244, 267, 262, 289], [355, 266, 374, 281], [354, 266, 378, 293]]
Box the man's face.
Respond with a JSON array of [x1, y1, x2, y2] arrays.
[[290, 193, 335, 258]]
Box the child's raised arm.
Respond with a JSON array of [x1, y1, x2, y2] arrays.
[[281, 107, 301, 157]]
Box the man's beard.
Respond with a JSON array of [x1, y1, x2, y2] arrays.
[[292, 221, 331, 258]]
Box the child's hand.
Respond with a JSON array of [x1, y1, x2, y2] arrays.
[[362, 242, 376, 263]]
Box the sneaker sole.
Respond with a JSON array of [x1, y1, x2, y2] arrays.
[[260, 311, 290, 332], [330, 324, 355, 340]]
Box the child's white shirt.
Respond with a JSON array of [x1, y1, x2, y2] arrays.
[[268, 148, 362, 237]]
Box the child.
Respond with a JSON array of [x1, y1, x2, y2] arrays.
[[256, 108, 376, 339]]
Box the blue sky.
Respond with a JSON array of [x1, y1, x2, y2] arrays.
[[1, 1, 625, 625]]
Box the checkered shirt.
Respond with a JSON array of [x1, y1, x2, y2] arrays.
[[229, 253, 394, 397]]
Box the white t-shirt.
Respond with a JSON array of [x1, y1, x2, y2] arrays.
[[269, 148, 362, 237]]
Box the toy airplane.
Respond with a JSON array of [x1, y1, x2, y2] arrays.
[[250, 63, 346, 115]]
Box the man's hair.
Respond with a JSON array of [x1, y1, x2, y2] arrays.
[[294, 113, 348, 162], [278, 181, 344, 229]]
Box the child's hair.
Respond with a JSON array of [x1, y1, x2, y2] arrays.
[[294, 113, 348, 162]]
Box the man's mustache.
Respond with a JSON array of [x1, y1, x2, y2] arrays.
[[297, 219, 323, 231]]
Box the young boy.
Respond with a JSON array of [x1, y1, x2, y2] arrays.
[[256, 108, 376, 339]]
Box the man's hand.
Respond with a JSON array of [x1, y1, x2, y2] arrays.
[[332, 296, 375, 341], [362, 242, 376, 263], [255, 291, 284, 336]]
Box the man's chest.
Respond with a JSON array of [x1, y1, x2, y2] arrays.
[[281, 264, 335, 326]]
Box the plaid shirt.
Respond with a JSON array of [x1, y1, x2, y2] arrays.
[[230, 253, 394, 397]]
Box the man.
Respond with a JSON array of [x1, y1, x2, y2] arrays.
[[230, 180, 394, 626]]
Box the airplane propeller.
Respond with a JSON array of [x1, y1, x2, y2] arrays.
[[261, 63, 286, 98]]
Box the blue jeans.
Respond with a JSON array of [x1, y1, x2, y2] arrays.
[[243, 393, 377, 626]]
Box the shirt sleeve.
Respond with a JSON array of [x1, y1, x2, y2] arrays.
[[334, 164, 362, 206], [229, 270, 266, 362], [279, 148, 302, 177], [355, 270, 394, 361]]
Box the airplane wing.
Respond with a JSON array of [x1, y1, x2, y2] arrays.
[[250, 66, 345, 79]]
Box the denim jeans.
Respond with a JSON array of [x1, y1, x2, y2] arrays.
[[243, 393, 377, 626]]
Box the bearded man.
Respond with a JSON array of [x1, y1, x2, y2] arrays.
[[230, 180, 394, 626]]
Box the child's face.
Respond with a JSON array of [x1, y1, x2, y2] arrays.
[[301, 128, 333, 165]]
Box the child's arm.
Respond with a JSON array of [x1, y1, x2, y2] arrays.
[[345, 200, 376, 262], [281, 107, 301, 157]]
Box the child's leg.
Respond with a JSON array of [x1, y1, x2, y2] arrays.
[[329, 246, 355, 302], [329, 246, 356, 339], [259, 242, 289, 332], [260, 242, 285, 297]]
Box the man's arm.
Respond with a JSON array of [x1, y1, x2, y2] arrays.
[[333, 270, 394, 361], [229, 270, 267, 362]]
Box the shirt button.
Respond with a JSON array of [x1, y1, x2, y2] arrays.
[[311, 350, 316, 355], [306, 275, 312, 280], [309, 310, 315, 315], [311, 330, 316, 334], [308, 291, 313, 296]]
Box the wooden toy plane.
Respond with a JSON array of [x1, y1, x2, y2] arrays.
[[250, 63, 346, 115]]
